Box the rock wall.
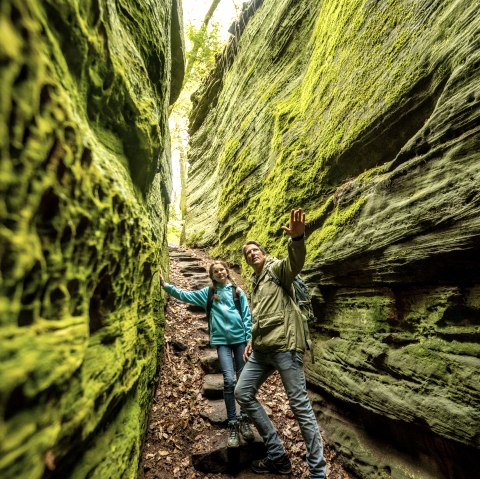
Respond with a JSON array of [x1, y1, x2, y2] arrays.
[[0, 1, 183, 478], [187, 0, 480, 477]]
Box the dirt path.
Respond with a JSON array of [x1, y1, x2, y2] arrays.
[[141, 245, 352, 478]]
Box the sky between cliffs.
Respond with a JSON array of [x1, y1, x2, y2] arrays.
[[182, 0, 239, 39]]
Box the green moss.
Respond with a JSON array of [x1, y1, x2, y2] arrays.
[[217, 137, 240, 172], [0, 15, 22, 59], [0, 0, 175, 477], [356, 165, 386, 182], [201, 0, 433, 263], [69, 392, 145, 479], [300, 0, 423, 148], [307, 195, 366, 262], [218, 146, 256, 220], [240, 110, 255, 131], [187, 229, 206, 246], [308, 196, 335, 229]]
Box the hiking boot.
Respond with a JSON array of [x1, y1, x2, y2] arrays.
[[227, 421, 240, 448], [239, 418, 255, 442], [251, 455, 292, 475]]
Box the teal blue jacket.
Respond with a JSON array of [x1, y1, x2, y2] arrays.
[[163, 283, 252, 345]]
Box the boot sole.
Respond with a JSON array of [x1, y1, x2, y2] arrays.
[[251, 466, 292, 475]]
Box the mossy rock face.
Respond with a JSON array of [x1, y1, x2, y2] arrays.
[[187, 0, 480, 477], [0, 1, 183, 478]]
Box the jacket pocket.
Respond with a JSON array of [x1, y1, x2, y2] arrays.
[[254, 313, 287, 350]]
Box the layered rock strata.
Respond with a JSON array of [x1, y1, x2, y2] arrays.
[[0, 0, 183, 477], [187, 0, 480, 477]]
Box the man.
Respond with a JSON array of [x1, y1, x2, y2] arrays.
[[235, 208, 326, 478]]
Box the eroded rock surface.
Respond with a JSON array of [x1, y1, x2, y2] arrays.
[[0, 1, 184, 477], [187, 0, 480, 477]]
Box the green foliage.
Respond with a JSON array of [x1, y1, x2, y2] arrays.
[[170, 21, 222, 118], [168, 17, 224, 246], [167, 201, 183, 244], [185, 21, 223, 88]]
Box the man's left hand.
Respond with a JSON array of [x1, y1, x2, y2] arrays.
[[243, 341, 253, 362], [281, 208, 305, 238]]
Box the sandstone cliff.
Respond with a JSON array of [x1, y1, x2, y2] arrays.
[[0, 1, 183, 477], [187, 0, 480, 477]]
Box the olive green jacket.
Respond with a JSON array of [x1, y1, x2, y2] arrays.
[[250, 237, 308, 353]]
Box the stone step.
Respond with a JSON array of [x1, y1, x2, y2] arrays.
[[199, 399, 238, 425], [179, 264, 207, 274], [188, 276, 210, 290], [168, 252, 193, 259], [168, 249, 205, 263], [191, 429, 266, 475], [198, 336, 211, 349], [199, 349, 221, 374], [168, 250, 191, 259], [202, 374, 224, 400], [196, 324, 210, 337]]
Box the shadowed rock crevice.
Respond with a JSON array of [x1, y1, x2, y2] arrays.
[[88, 272, 115, 334]]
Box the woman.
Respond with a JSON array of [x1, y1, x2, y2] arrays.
[[160, 261, 254, 448]]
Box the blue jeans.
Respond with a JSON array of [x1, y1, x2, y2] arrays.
[[217, 343, 249, 423], [235, 350, 326, 479]]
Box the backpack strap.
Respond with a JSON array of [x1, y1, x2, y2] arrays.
[[232, 287, 242, 316], [207, 285, 242, 319], [232, 286, 248, 341], [266, 266, 292, 298], [266, 266, 282, 287]]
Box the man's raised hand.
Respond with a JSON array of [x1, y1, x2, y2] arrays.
[[281, 208, 305, 238]]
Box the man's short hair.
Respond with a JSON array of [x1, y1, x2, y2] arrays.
[[242, 240, 266, 259]]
